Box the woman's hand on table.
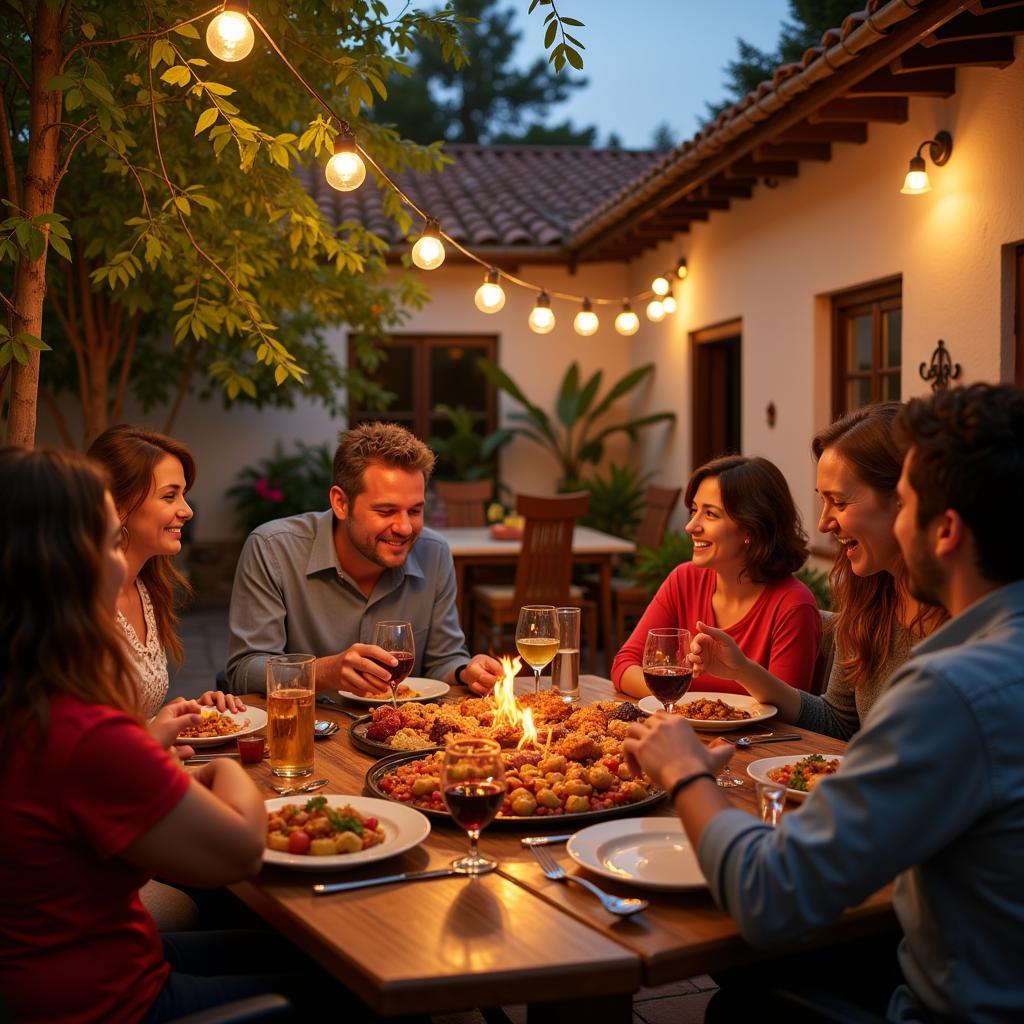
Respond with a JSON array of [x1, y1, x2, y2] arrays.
[[459, 654, 503, 695], [623, 712, 735, 791], [198, 690, 246, 713], [150, 699, 203, 761], [689, 620, 751, 681]]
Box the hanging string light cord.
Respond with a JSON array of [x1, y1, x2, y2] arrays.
[[245, 12, 660, 308]]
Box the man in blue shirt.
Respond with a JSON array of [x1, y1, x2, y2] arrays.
[[227, 422, 502, 696], [626, 383, 1024, 1022]]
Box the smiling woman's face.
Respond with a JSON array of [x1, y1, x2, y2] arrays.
[[123, 454, 193, 561], [684, 475, 749, 572], [816, 446, 901, 577]]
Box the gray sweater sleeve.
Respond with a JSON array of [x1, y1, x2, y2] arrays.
[[795, 656, 860, 739]]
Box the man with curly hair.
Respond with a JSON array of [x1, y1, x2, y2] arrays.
[[228, 422, 501, 696]]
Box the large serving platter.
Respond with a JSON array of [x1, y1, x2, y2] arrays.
[[349, 714, 437, 758], [365, 748, 666, 832], [263, 795, 430, 871], [638, 691, 777, 732]]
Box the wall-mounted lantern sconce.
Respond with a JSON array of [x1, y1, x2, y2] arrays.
[[900, 131, 952, 195]]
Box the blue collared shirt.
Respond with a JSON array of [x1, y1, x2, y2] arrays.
[[699, 579, 1024, 1023], [225, 510, 469, 692]]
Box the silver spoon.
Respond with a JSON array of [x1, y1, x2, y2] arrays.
[[727, 732, 802, 749], [314, 719, 340, 738], [272, 778, 328, 797]]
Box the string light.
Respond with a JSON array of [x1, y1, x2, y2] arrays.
[[662, 288, 677, 315], [651, 274, 670, 296], [614, 301, 639, 336], [646, 298, 665, 322], [528, 292, 555, 334], [474, 267, 506, 313], [411, 220, 445, 270], [325, 129, 366, 192], [207, 1, 255, 62], [574, 298, 599, 337], [676, 258, 688, 280]]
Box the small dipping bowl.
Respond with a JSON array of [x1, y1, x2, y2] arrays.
[[236, 734, 266, 764]]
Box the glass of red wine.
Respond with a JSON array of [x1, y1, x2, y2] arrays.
[[642, 627, 693, 714], [371, 620, 415, 708], [441, 736, 506, 875]]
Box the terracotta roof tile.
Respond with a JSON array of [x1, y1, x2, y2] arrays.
[[299, 144, 659, 251]]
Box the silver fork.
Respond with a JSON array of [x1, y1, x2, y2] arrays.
[[529, 842, 648, 917]]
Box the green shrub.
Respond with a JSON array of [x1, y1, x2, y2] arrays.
[[796, 565, 833, 611], [628, 531, 694, 597], [226, 440, 333, 535], [578, 463, 652, 539]]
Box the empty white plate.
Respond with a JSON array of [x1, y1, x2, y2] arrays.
[[567, 817, 707, 891]]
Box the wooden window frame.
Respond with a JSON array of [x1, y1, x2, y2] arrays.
[[1015, 244, 1023, 388], [691, 318, 742, 469], [831, 278, 902, 419], [347, 334, 499, 441]]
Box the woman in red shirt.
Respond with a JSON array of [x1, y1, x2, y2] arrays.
[[0, 446, 270, 1024], [613, 455, 820, 698]]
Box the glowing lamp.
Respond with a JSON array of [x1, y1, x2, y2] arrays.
[[573, 298, 599, 337], [614, 302, 639, 336], [528, 292, 555, 334], [646, 298, 665, 322], [325, 131, 366, 192], [474, 267, 506, 313], [651, 274, 670, 296], [411, 220, 445, 270], [207, 1, 254, 62]]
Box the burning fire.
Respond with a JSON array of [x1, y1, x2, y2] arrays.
[[487, 655, 538, 750]]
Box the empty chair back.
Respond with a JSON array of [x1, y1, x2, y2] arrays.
[[434, 479, 493, 527], [634, 484, 682, 550], [513, 491, 590, 608]]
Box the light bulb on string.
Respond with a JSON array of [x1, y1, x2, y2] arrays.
[[528, 291, 555, 334], [207, 1, 255, 62], [662, 288, 677, 315], [411, 220, 445, 270], [474, 267, 506, 313], [676, 258, 688, 280], [574, 298, 599, 337], [646, 298, 665, 322], [614, 301, 639, 336], [651, 274, 670, 296], [325, 130, 366, 192]]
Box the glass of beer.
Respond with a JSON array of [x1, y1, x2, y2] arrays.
[[515, 605, 559, 694], [266, 653, 315, 778]]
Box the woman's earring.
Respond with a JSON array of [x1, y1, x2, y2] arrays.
[[120, 525, 130, 550], [744, 537, 750, 545]]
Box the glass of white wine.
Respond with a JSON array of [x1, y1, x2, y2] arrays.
[[515, 605, 559, 694]]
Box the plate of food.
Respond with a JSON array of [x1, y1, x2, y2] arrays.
[[638, 692, 777, 731], [567, 817, 707, 891], [365, 745, 664, 831], [746, 753, 844, 803], [176, 706, 268, 748], [338, 679, 450, 705], [263, 794, 431, 871]]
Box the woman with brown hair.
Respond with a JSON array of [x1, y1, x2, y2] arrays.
[[0, 446, 272, 1023], [691, 403, 942, 737], [613, 455, 821, 698], [87, 424, 240, 715]]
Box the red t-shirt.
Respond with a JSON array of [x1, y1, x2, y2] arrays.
[[0, 693, 190, 1024], [611, 562, 821, 694]]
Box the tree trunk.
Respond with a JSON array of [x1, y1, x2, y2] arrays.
[[6, 3, 64, 447]]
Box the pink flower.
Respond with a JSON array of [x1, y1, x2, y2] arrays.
[[255, 478, 284, 503]]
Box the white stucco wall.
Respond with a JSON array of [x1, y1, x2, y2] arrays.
[[630, 53, 1024, 538]]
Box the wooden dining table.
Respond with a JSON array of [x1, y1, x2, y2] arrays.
[[226, 678, 895, 1021], [436, 525, 637, 669]]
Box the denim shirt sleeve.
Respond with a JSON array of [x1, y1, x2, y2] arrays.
[[698, 665, 990, 948]]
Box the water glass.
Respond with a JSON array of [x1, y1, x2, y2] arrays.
[[756, 780, 787, 826], [550, 607, 581, 702], [266, 653, 315, 778]]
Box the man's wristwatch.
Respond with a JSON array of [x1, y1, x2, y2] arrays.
[[453, 663, 471, 687]]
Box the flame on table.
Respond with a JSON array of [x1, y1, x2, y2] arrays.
[[487, 654, 538, 750]]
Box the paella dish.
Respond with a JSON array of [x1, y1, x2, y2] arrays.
[[767, 753, 841, 792], [677, 697, 752, 722], [266, 795, 386, 856], [178, 708, 246, 739]]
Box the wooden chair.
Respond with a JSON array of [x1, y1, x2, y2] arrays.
[[606, 484, 683, 648], [471, 492, 598, 671], [434, 479, 493, 528], [811, 609, 836, 696]]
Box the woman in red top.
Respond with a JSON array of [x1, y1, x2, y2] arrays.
[[0, 447, 268, 1024], [613, 455, 820, 698]]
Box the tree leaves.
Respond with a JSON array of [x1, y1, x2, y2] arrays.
[[194, 107, 219, 135]]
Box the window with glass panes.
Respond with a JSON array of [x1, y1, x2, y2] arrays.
[[831, 280, 902, 417], [347, 335, 498, 472]]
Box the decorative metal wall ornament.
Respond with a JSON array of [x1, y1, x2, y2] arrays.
[[919, 339, 961, 394]]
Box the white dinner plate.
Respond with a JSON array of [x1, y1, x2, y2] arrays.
[[180, 706, 268, 748], [263, 795, 431, 871], [338, 678, 450, 705], [567, 818, 707, 891], [746, 754, 845, 804], [638, 691, 777, 731]]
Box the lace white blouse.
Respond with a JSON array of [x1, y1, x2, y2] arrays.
[[117, 578, 169, 718]]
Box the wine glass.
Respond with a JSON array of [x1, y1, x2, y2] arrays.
[[371, 620, 415, 708], [441, 737, 506, 875], [515, 605, 559, 694], [641, 628, 692, 713]]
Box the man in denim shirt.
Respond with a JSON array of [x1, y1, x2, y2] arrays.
[[626, 384, 1024, 1022]]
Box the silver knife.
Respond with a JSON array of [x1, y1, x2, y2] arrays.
[[313, 867, 456, 894], [184, 750, 269, 764], [520, 834, 573, 847]]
